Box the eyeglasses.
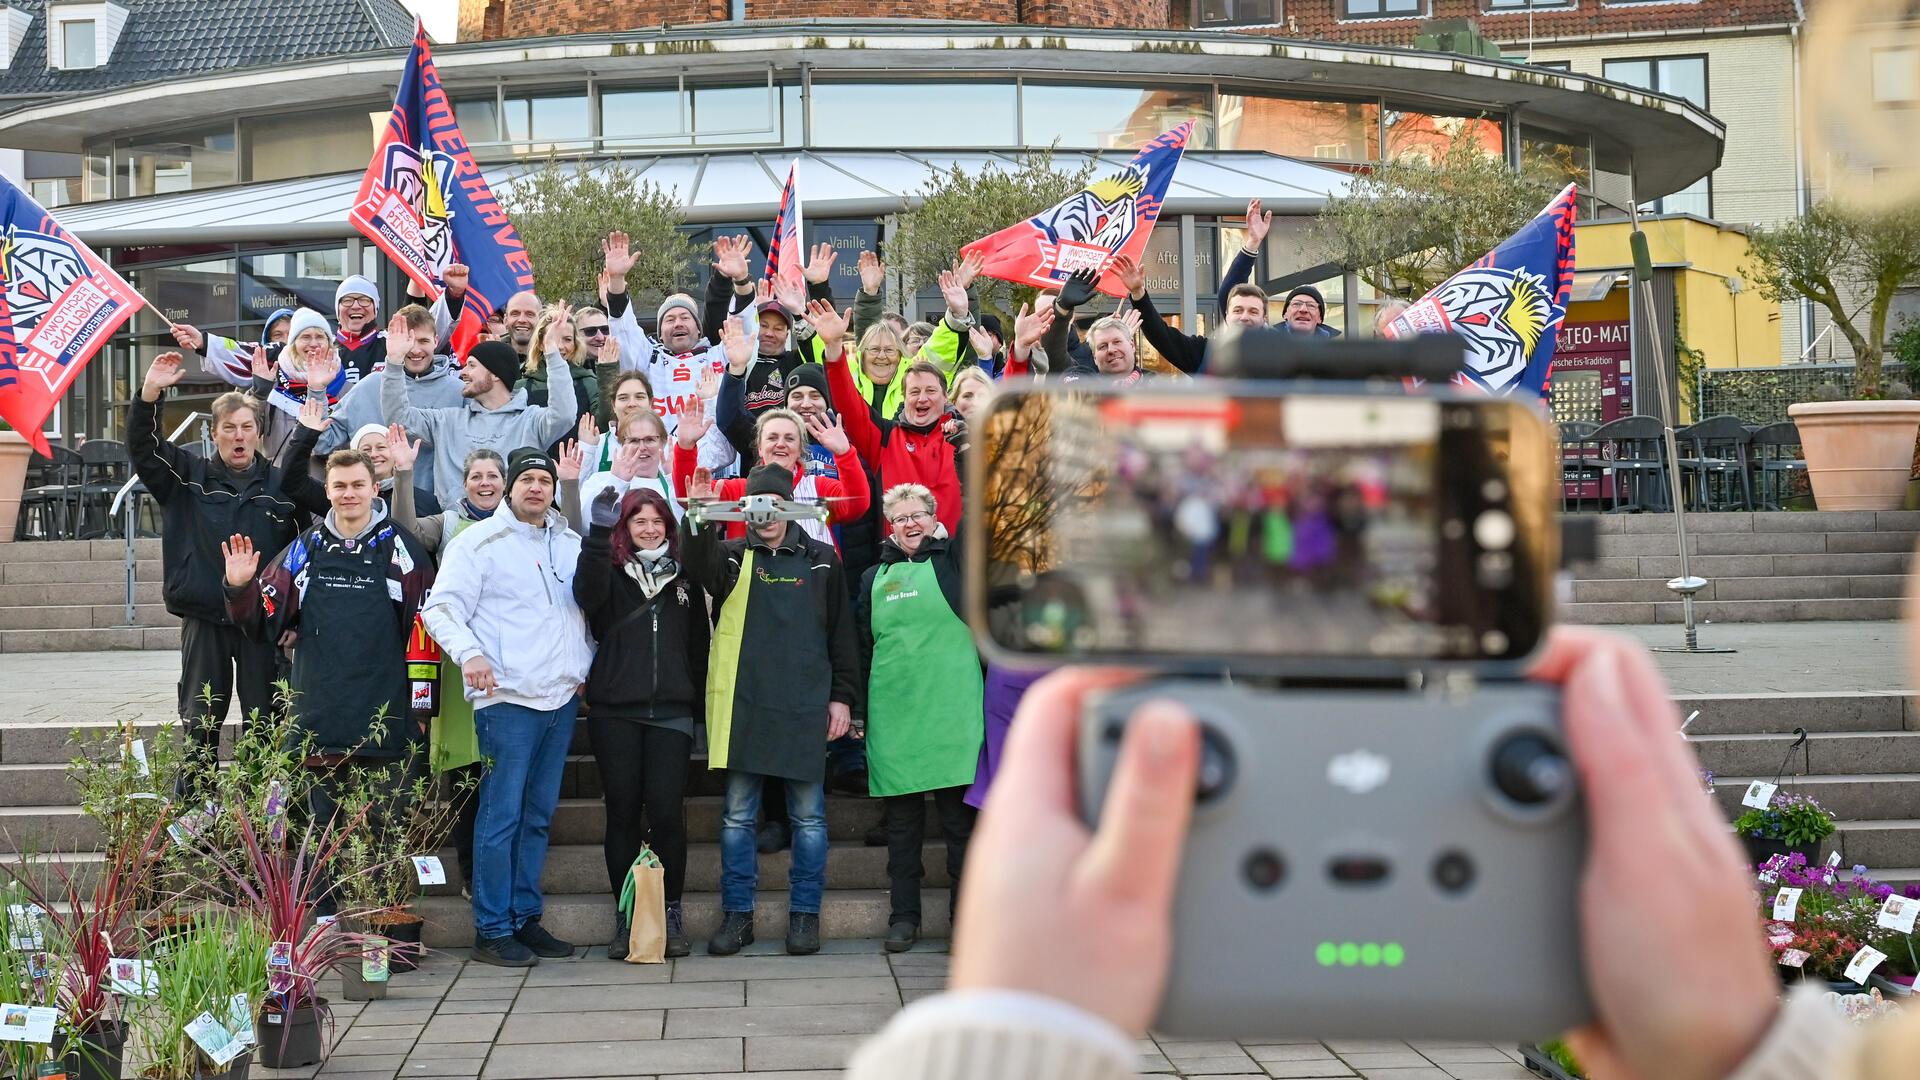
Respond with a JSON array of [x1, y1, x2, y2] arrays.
[[580, 326, 611, 338], [630, 436, 664, 447], [888, 510, 934, 527]]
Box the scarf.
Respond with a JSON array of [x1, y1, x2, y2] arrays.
[[460, 498, 496, 522], [622, 546, 679, 599]]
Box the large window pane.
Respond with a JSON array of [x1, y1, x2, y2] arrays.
[[601, 86, 681, 143], [1519, 125, 1591, 192], [1218, 93, 1379, 160], [1658, 58, 1707, 109], [1022, 84, 1213, 150], [691, 83, 784, 146], [454, 97, 500, 143], [504, 92, 590, 153], [1345, 0, 1424, 15], [243, 110, 378, 183], [1194, 0, 1274, 27], [1659, 177, 1711, 217], [129, 257, 238, 337], [114, 125, 238, 198], [599, 82, 796, 149], [241, 248, 354, 324], [812, 82, 1016, 148], [1385, 110, 1504, 163], [60, 20, 94, 69], [1874, 48, 1920, 104]]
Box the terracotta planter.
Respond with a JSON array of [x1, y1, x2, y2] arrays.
[[1788, 400, 1920, 511], [0, 430, 31, 543]]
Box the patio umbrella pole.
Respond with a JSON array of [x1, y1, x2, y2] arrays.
[[1626, 201, 1734, 655]]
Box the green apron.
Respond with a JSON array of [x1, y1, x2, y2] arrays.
[[865, 559, 984, 797], [429, 515, 483, 773]]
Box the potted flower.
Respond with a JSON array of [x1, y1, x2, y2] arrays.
[[130, 911, 267, 1080], [1734, 792, 1835, 866]]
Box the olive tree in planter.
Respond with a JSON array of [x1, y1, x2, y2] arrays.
[[1747, 199, 1920, 510]]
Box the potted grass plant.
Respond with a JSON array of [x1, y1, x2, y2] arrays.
[[132, 910, 267, 1080], [332, 750, 474, 977], [0, 886, 62, 1080], [1734, 791, 1836, 866]]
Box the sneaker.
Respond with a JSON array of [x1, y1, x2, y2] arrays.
[[786, 911, 820, 956], [757, 818, 790, 854], [664, 901, 689, 959], [513, 917, 576, 959], [864, 824, 887, 848], [884, 919, 917, 953], [708, 911, 754, 956], [607, 910, 630, 962], [472, 933, 537, 968]]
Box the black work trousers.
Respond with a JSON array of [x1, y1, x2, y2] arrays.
[[588, 717, 693, 903], [176, 616, 280, 784], [884, 787, 974, 927]]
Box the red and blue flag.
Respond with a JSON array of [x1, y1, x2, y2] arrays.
[[1384, 183, 1578, 398], [963, 122, 1192, 297], [0, 178, 142, 453], [350, 19, 533, 361], [766, 161, 804, 287]]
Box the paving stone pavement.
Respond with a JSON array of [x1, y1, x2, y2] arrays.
[[249, 941, 1541, 1079]]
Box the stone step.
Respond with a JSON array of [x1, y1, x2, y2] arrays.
[[1571, 574, 1909, 604], [0, 604, 176, 631], [1836, 820, 1920, 869], [1711, 774, 1920, 821], [1691, 731, 1920, 777], [416, 888, 950, 949], [1572, 552, 1913, 582], [0, 559, 162, 584], [0, 581, 165, 607], [1564, 597, 1905, 624], [0, 539, 160, 563], [1675, 692, 1914, 736], [1591, 531, 1919, 558], [0, 626, 181, 652], [1584, 511, 1920, 535]]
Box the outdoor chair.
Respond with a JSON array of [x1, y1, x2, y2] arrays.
[[1747, 421, 1808, 511], [75, 438, 131, 539], [1674, 415, 1754, 512], [1557, 420, 1601, 512], [1586, 415, 1671, 512], [19, 444, 82, 540]]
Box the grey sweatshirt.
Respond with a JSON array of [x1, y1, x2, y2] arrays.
[[319, 354, 464, 484], [380, 347, 576, 505]]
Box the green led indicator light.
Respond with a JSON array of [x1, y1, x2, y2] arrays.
[[1314, 942, 1406, 968]]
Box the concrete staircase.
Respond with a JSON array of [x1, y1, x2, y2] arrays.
[[0, 539, 176, 653], [3, 691, 1913, 944], [1566, 511, 1917, 624]]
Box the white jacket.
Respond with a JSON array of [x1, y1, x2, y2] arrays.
[[420, 507, 593, 713]]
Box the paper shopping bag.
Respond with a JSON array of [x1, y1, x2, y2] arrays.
[[619, 845, 667, 964]]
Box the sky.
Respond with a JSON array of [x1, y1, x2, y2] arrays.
[[397, 0, 459, 42]]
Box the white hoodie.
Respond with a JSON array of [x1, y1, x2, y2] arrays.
[[420, 506, 593, 712]]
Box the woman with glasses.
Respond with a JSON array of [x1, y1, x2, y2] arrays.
[[857, 483, 982, 954], [579, 409, 683, 522]]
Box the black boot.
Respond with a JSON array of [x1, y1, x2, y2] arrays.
[[607, 909, 630, 962], [885, 919, 917, 953], [786, 911, 820, 955], [665, 901, 689, 959], [708, 911, 754, 956]]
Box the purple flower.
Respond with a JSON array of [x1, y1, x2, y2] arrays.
[[1853, 864, 1869, 877]]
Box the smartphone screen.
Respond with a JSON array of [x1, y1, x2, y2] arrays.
[[968, 384, 1556, 666]]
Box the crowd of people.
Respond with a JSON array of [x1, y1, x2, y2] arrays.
[[132, 201, 1329, 968]]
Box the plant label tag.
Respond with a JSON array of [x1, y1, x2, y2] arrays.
[[1757, 869, 1778, 885], [107, 958, 157, 997], [264, 780, 286, 845], [413, 855, 447, 885], [1845, 945, 1888, 985], [184, 1010, 243, 1067], [268, 941, 292, 969], [1827, 850, 1843, 868], [362, 936, 391, 983], [1772, 887, 1803, 922], [0, 1004, 59, 1044], [1768, 930, 1794, 946], [1877, 894, 1920, 933], [125, 739, 149, 777], [35, 1062, 69, 1080], [225, 993, 255, 1048], [1741, 780, 1777, 810], [26, 952, 53, 982], [1779, 948, 1810, 969], [125, 792, 160, 801], [6, 904, 45, 950]]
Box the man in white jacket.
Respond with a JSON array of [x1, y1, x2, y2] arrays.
[[421, 447, 594, 968]]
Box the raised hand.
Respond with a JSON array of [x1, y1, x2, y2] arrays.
[[603, 232, 636, 279], [169, 322, 204, 351], [441, 263, 471, 297], [808, 299, 852, 350], [712, 234, 751, 282], [1118, 307, 1143, 339], [969, 325, 996, 359], [142, 352, 187, 400], [698, 362, 725, 402], [938, 267, 970, 318], [590, 485, 621, 528], [597, 333, 620, 369], [303, 349, 340, 393], [720, 317, 753, 375], [1056, 268, 1101, 313], [577, 413, 601, 448], [1013, 301, 1054, 351], [386, 424, 420, 472], [1109, 253, 1146, 299], [555, 439, 585, 483], [385, 312, 410, 365], [772, 274, 807, 318], [688, 466, 714, 502], [806, 412, 851, 456], [250, 344, 275, 383], [297, 395, 328, 432], [857, 250, 885, 295], [611, 439, 645, 482], [221, 534, 261, 588], [802, 242, 838, 285], [676, 394, 712, 447], [547, 300, 574, 348], [1244, 197, 1272, 251], [754, 278, 777, 312], [954, 250, 985, 291]]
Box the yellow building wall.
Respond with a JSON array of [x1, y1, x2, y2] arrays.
[[1570, 218, 1780, 371]]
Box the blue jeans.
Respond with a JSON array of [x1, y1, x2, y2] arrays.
[[472, 699, 578, 939], [720, 771, 827, 914]]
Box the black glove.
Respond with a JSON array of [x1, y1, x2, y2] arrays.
[[590, 486, 620, 529], [942, 414, 968, 448], [1056, 268, 1101, 313]]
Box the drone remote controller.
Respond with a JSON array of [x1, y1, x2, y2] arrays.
[[1079, 680, 1590, 1040]]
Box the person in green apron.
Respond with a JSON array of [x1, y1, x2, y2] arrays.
[[391, 444, 507, 899], [856, 483, 983, 953]]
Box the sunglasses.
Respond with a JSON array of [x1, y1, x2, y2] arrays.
[[580, 326, 611, 337]]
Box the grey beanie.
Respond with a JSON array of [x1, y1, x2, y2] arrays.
[[657, 294, 700, 326]]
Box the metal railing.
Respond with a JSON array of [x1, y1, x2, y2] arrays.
[[110, 412, 208, 628]]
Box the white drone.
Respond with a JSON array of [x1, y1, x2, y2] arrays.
[[686, 492, 833, 529]]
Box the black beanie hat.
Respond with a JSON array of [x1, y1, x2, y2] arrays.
[[978, 313, 1005, 343], [506, 447, 555, 492], [745, 463, 795, 500], [785, 363, 830, 406], [470, 340, 522, 389], [1284, 285, 1326, 318]]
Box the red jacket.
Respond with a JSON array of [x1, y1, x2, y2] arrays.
[[824, 347, 963, 538], [672, 440, 870, 547]]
